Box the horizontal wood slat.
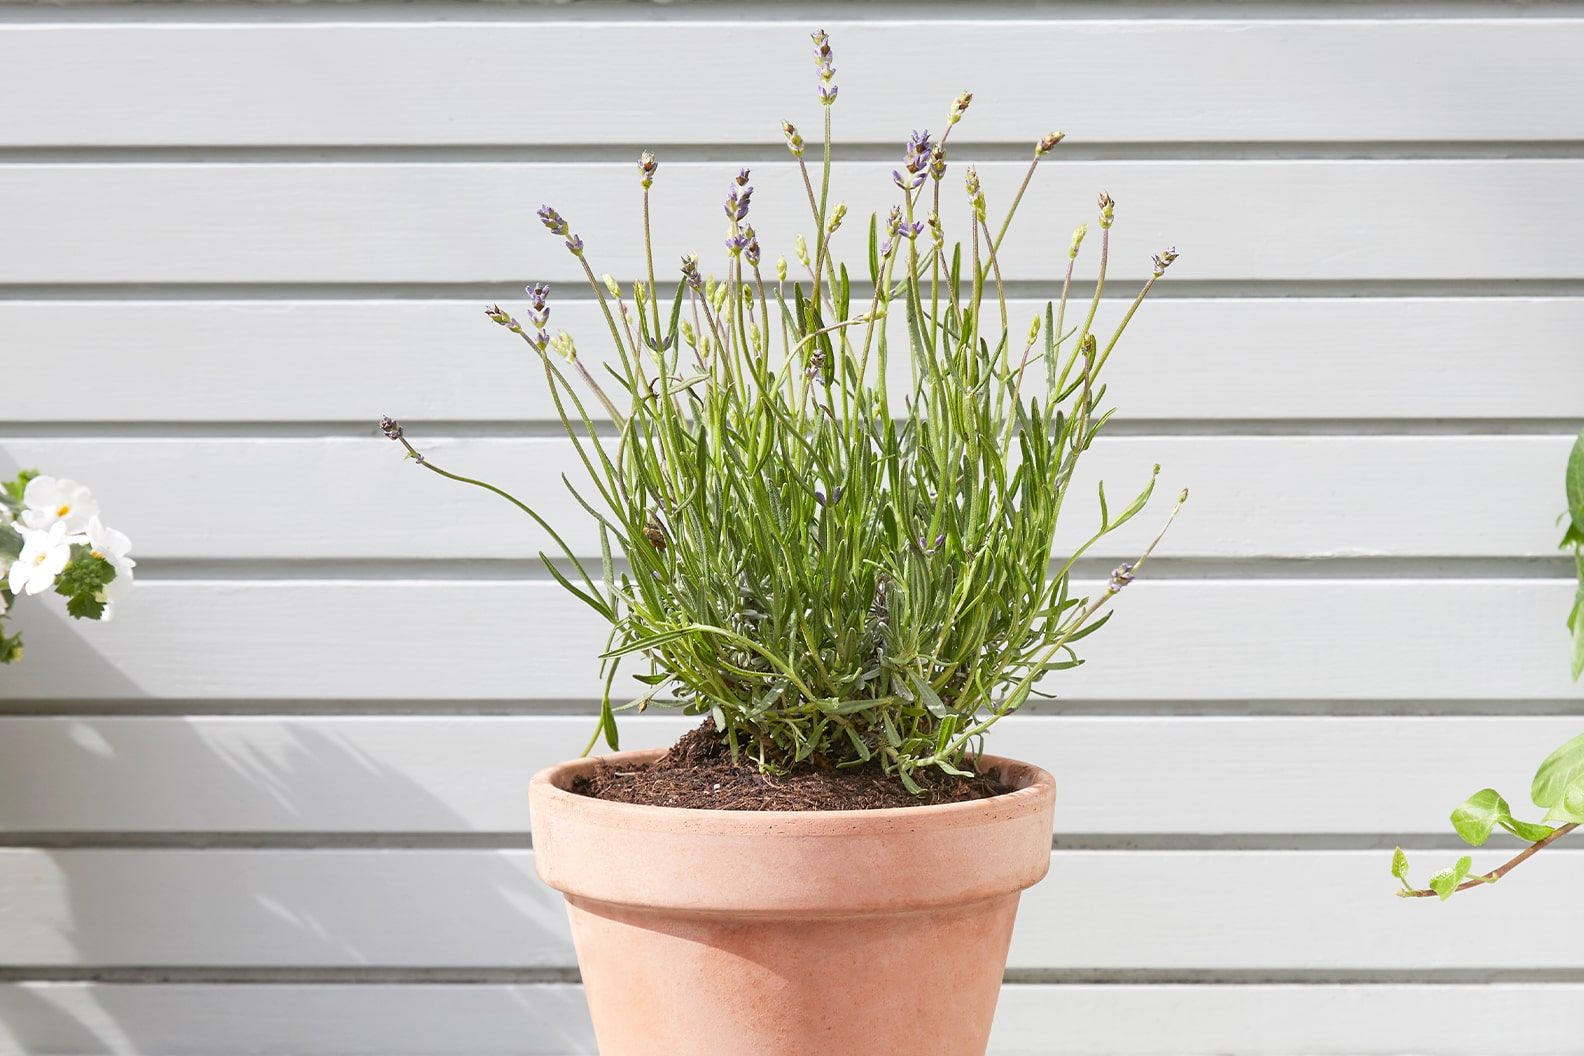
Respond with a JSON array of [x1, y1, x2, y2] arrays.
[[0, 714, 1573, 836], [1, 435, 1568, 560], [8, 297, 1584, 424], [2, 848, 1581, 969], [0, 579, 1576, 702], [5, 982, 1583, 1056], [5, 161, 1580, 284], [4, 20, 1582, 146]]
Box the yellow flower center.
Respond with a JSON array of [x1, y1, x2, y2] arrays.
[[31, 551, 47, 566], [90, 550, 104, 560], [55, 504, 71, 518]]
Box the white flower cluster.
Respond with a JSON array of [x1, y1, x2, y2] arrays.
[[0, 476, 134, 620]]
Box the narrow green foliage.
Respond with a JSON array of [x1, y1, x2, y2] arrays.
[[388, 44, 1186, 786]]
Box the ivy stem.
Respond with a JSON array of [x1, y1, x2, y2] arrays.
[[1399, 823, 1579, 898]]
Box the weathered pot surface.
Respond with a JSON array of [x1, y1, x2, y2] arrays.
[[531, 748, 1056, 1056]]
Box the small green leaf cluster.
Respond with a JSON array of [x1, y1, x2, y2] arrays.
[[389, 36, 1185, 787], [1395, 732, 1584, 899]]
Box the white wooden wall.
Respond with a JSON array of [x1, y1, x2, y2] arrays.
[[3, 3, 1583, 1053]]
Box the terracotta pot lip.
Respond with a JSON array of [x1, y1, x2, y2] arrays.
[[530, 747, 1055, 834]]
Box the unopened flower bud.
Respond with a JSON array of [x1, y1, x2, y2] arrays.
[[550, 331, 578, 362], [1028, 314, 1041, 346], [680, 254, 703, 291], [1098, 191, 1115, 229], [965, 167, 986, 221], [782, 120, 805, 157], [1037, 131, 1065, 155], [827, 202, 847, 234], [379, 415, 403, 441], [1069, 224, 1088, 260], [794, 234, 809, 266], [1108, 561, 1135, 594], [602, 273, 621, 298], [949, 90, 973, 125], [638, 151, 658, 189], [775, 256, 788, 282], [1151, 246, 1179, 277]]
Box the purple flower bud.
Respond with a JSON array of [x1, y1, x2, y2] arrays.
[[524, 283, 551, 328], [564, 234, 584, 255], [744, 227, 761, 267], [819, 83, 838, 104], [886, 206, 904, 237], [537, 205, 567, 235], [725, 233, 750, 256], [929, 145, 947, 181], [904, 129, 933, 175], [379, 415, 403, 441], [680, 254, 703, 291], [735, 167, 751, 187], [1108, 561, 1136, 594]]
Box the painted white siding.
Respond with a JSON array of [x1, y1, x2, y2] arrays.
[[2, 4, 1581, 1053]]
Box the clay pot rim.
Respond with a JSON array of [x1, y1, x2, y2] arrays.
[[531, 747, 1055, 835]]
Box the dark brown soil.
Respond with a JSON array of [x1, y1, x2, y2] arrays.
[[570, 721, 1014, 810]]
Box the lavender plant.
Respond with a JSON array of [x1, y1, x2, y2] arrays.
[[1393, 427, 1584, 898], [384, 32, 1184, 789]]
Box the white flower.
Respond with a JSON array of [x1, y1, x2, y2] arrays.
[[9, 523, 76, 596], [85, 516, 135, 616], [20, 476, 99, 534]]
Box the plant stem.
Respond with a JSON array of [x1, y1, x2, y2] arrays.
[[1399, 823, 1580, 897]]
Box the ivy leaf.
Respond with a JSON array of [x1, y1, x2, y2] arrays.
[[1566, 428, 1584, 534], [1428, 855, 1473, 901], [1532, 732, 1584, 825], [1391, 846, 1411, 888], [1451, 788, 1555, 846]]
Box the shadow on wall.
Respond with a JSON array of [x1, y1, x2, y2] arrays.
[[0, 620, 593, 1054]]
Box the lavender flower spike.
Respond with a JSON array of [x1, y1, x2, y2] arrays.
[[379, 415, 404, 441], [525, 283, 551, 329], [724, 179, 754, 223], [811, 28, 837, 105], [537, 205, 568, 235], [680, 254, 703, 291]]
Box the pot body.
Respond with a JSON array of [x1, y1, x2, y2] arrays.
[[531, 750, 1056, 1056]]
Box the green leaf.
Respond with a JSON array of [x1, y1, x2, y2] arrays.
[[1566, 428, 1584, 534], [1532, 732, 1584, 824], [0, 523, 22, 561], [1428, 855, 1473, 901], [1391, 846, 1410, 882], [1451, 788, 1554, 846], [2, 469, 37, 507], [53, 547, 116, 622]]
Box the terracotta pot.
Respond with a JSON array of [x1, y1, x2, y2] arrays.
[[531, 748, 1056, 1056]]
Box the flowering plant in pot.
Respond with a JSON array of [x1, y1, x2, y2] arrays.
[[0, 470, 134, 665], [385, 30, 1183, 1055]]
